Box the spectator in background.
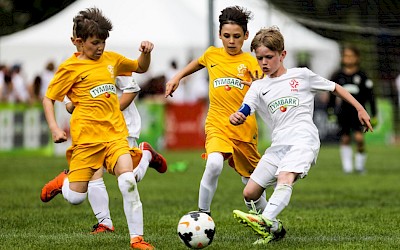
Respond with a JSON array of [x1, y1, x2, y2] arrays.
[[1, 69, 13, 103], [29, 75, 42, 103], [165, 60, 186, 104], [10, 64, 30, 103], [327, 44, 377, 174], [40, 61, 56, 100], [394, 74, 400, 142], [0, 64, 6, 101]]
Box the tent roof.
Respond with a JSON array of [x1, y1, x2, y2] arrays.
[[0, 0, 339, 80]]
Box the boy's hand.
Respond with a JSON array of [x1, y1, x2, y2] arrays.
[[229, 112, 247, 125], [51, 127, 67, 143], [139, 41, 154, 54], [165, 80, 179, 98], [241, 70, 265, 86], [358, 110, 373, 133]]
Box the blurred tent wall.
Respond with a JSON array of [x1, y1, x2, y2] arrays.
[[0, 0, 339, 83]]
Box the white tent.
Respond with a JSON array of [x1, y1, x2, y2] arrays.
[[0, 0, 339, 83]]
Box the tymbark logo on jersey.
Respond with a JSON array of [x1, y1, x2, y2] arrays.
[[268, 97, 299, 113], [213, 78, 244, 91], [90, 84, 116, 98]]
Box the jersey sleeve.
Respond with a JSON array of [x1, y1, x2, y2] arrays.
[[307, 68, 336, 92], [242, 81, 261, 115], [197, 46, 213, 67], [113, 52, 139, 76], [116, 76, 141, 93], [63, 96, 71, 104], [45, 66, 74, 102]]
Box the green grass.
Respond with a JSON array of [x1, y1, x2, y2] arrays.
[[0, 144, 399, 249]]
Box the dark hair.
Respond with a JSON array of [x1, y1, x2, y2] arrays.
[[342, 44, 360, 58], [33, 75, 42, 97], [73, 7, 112, 41], [219, 6, 253, 34]]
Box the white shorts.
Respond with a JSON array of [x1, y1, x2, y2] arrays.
[[251, 145, 319, 188]]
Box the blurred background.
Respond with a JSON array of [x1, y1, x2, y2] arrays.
[[0, 0, 399, 155]]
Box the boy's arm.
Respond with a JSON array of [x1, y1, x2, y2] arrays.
[[119, 92, 137, 111], [135, 41, 154, 73], [332, 83, 373, 132], [230, 104, 251, 126], [43, 96, 67, 143]]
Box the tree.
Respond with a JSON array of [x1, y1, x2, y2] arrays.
[[0, 0, 76, 37]]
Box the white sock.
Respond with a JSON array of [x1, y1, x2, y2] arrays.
[[245, 197, 267, 213], [355, 152, 366, 172], [133, 150, 152, 182], [118, 172, 143, 237], [88, 178, 112, 228], [61, 177, 87, 205], [242, 177, 268, 212], [262, 184, 292, 221], [198, 153, 224, 212], [340, 145, 353, 173]]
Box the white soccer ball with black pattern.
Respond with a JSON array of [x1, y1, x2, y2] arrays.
[[177, 211, 216, 249]]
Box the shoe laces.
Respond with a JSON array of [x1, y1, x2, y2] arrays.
[[249, 200, 261, 215]]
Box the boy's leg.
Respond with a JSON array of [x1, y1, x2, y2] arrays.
[[114, 153, 154, 249], [61, 178, 88, 205], [41, 169, 89, 205], [88, 167, 114, 233], [198, 152, 224, 214]]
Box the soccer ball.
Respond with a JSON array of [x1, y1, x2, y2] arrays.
[[177, 211, 216, 249]]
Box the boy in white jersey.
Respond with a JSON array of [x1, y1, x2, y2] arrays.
[[230, 26, 373, 245]]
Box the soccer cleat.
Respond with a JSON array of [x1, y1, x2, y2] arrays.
[[40, 170, 68, 202], [90, 223, 115, 234], [139, 142, 167, 173], [198, 209, 211, 217], [233, 209, 272, 237], [272, 219, 286, 241], [253, 235, 274, 245], [130, 236, 154, 250]]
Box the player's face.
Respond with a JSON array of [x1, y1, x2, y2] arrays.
[[254, 45, 286, 78], [219, 24, 248, 56], [342, 48, 359, 67], [78, 36, 106, 61]]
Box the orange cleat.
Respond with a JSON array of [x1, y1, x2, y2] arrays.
[[90, 223, 115, 234], [139, 142, 167, 173], [130, 236, 154, 250], [40, 170, 68, 202]]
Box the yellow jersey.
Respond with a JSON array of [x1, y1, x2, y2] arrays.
[[198, 46, 260, 143], [46, 51, 138, 144]]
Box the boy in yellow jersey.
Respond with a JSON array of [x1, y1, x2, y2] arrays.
[[165, 6, 265, 215], [41, 8, 159, 249]]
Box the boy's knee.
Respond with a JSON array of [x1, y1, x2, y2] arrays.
[[64, 191, 87, 205], [243, 188, 258, 201]]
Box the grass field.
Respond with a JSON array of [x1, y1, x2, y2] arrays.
[[0, 144, 399, 250]]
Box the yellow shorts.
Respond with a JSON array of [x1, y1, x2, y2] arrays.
[[205, 133, 260, 177], [66, 138, 142, 182]]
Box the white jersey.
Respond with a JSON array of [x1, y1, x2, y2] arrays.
[[115, 76, 141, 139], [244, 67, 336, 147], [63, 75, 141, 140]]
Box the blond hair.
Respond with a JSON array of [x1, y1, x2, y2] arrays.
[[250, 26, 284, 52]]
